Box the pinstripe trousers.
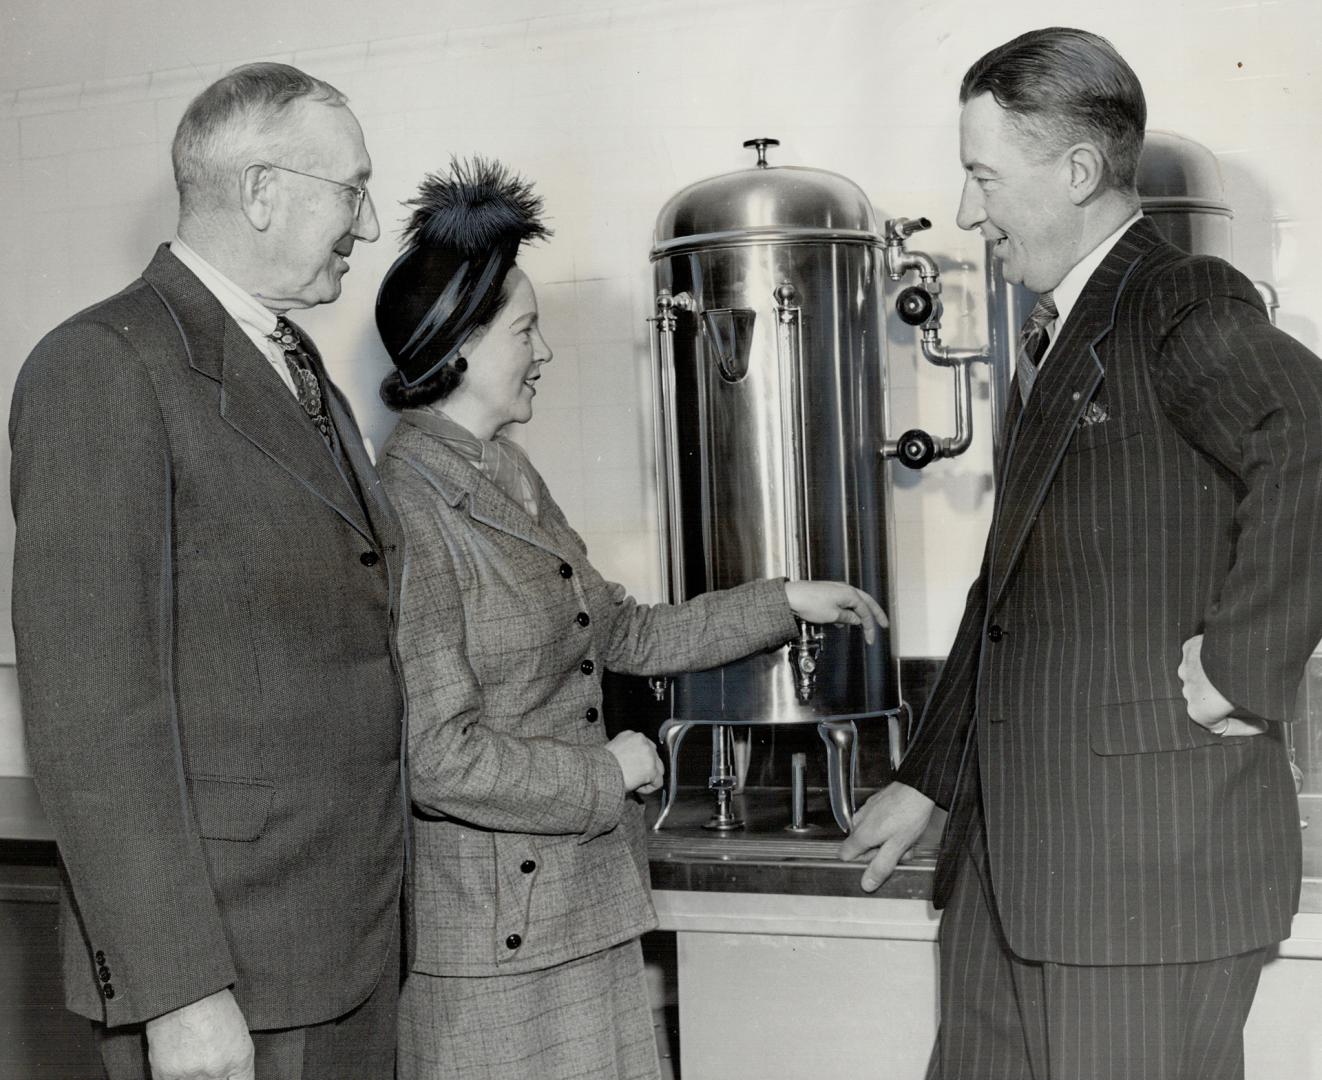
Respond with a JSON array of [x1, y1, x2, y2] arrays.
[[928, 829, 1267, 1080]]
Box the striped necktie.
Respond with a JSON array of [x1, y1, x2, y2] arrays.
[[1016, 291, 1058, 404]]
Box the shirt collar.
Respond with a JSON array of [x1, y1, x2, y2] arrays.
[[1050, 210, 1143, 331], [170, 236, 280, 340]]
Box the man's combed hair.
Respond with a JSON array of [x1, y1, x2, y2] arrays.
[[960, 27, 1146, 193], [172, 62, 346, 210]]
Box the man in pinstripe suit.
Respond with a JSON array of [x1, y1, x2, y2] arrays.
[[842, 27, 1322, 1080]]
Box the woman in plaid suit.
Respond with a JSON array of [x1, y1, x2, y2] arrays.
[[373, 159, 886, 1080]]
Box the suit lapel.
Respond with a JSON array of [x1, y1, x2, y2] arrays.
[[323, 381, 400, 550], [142, 245, 374, 544], [392, 420, 571, 563], [986, 220, 1160, 607]]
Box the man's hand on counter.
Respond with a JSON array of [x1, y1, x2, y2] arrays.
[[839, 782, 935, 893], [784, 581, 888, 645]]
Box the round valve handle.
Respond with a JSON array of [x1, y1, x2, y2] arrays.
[[896, 286, 935, 326], [895, 429, 938, 470]]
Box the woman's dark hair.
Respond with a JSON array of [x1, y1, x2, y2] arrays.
[[960, 27, 1146, 193], [379, 355, 467, 411]]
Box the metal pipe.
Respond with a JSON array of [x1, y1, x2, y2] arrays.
[[647, 291, 679, 604], [787, 752, 809, 832], [880, 216, 992, 469], [774, 281, 808, 581], [704, 724, 743, 831], [774, 280, 826, 704]]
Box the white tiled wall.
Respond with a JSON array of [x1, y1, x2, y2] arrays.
[[1, 0, 1318, 774]]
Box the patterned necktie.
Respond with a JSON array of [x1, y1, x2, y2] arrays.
[[1016, 291, 1058, 404], [269, 317, 336, 450]]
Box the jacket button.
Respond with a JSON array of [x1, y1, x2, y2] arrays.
[[520, 859, 536, 874], [98, 966, 112, 983], [559, 562, 573, 579], [585, 707, 599, 723], [987, 624, 1004, 642], [575, 611, 590, 627], [360, 551, 380, 567], [580, 659, 595, 675], [94, 951, 106, 965], [102, 984, 115, 1000], [505, 934, 522, 950]]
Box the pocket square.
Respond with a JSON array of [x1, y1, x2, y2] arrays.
[[1080, 400, 1109, 426]]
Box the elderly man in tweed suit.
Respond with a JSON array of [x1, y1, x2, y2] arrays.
[[10, 64, 404, 1080], [842, 27, 1322, 1080]]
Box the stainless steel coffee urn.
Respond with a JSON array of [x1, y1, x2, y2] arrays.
[[647, 140, 982, 832]]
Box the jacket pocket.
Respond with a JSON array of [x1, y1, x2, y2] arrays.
[[188, 775, 275, 841], [1088, 697, 1225, 756], [1063, 414, 1141, 455]]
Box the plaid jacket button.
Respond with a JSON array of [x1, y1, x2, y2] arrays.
[[585, 707, 599, 723], [520, 859, 536, 873], [559, 562, 573, 578], [580, 659, 595, 675], [505, 934, 522, 950]]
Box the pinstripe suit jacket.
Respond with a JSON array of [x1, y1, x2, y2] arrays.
[[897, 217, 1321, 965], [379, 414, 797, 976], [10, 246, 406, 1028]]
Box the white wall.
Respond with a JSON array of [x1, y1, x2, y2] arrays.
[[1, 0, 1318, 774]]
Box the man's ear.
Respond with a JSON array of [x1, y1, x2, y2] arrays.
[[1064, 142, 1106, 206], [239, 163, 274, 231]]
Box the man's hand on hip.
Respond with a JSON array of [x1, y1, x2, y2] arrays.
[[146, 988, 254, 1080], [1179, 634, 1268, 737], [839, 781, 935, 893]]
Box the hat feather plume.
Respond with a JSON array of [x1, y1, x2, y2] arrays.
[[402, 156, 550, 256]]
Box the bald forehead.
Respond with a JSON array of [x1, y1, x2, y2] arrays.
[[276, 99, 371, 182]]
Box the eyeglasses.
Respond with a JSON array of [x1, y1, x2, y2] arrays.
[[261, 162, 371, 220]]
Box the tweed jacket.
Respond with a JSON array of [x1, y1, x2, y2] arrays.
[[898, 217, 1322, 966], [9, 246, 406, 1029], [380, 414, 797, 976]]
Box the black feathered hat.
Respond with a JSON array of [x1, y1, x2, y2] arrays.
[[376, 157, 550, 388]]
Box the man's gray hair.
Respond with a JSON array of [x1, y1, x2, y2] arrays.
[[172, 62, 347, 210]]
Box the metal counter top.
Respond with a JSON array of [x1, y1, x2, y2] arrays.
[[648, 786, 1322, 913], [0, 775, 51, 843], [646, 787, 939, 902]]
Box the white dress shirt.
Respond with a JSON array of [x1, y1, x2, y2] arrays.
[[169, 236, 298, 395], [1040, 209, 1143, 365]]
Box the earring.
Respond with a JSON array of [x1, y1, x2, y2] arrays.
[[453, 356, 468, 372]]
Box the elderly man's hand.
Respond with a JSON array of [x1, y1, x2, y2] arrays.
[[783, 581, 888, 645], [1178, 635, 1267, 738], [146, 989, 254, 1080], [839, 782, 935, 892]]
